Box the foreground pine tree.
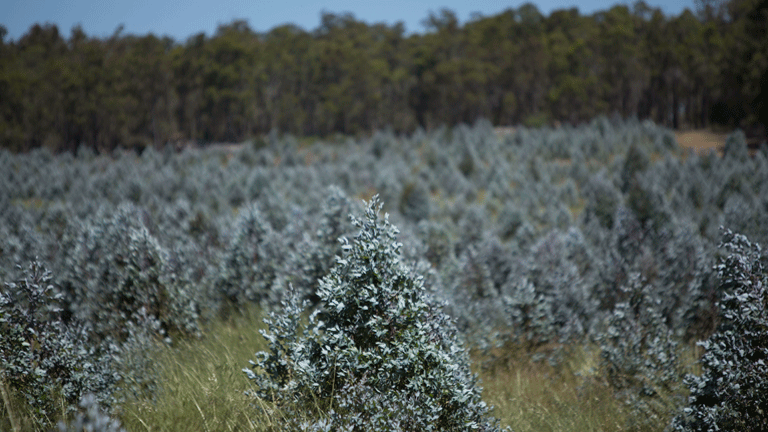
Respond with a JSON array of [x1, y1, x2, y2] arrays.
[[245, 196, 504, 431]]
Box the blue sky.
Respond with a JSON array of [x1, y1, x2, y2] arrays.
[[2, 0, 697, 43]]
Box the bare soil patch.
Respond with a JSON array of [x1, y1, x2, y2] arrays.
[[190, 128, 740, 158], [494, 126, 517, 138], [674, 129, 729, 155], [495, 127, 732, 156]]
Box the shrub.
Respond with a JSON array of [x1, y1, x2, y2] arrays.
[[1, 261, 115, 430], [399, 180, 431, 222], [417, 220, 455, 268], [56, 394, 125, 432], [672, 229, 768, 431], [621, 144, 650, 193], [245, 197, 503, 431], [722, 130, 749, 162], [60, 204, 200, 342], [496, 203, 525, 241], [446, 246, 506, 342], [216, 203, 285, 307], [506, 228, 595, 346], [583, 173, 620, 229], [502, 277, 557, 349], [626, 176, 669, 230], [456, 204, 487, 255], [280, 187, 354, 302], [598, 273, 682, 427]]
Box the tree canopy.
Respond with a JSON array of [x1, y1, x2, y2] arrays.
[[1, 0, 766, 153]]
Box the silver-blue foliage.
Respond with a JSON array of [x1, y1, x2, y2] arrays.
[[245, 197, 504, 431]]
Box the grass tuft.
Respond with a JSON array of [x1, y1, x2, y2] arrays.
[[475, 344, 664, 432], [118, 305, 272, 431]]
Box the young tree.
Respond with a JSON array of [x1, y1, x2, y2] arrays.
[[673, 229, 768, 431], [245, 196, 504, 431]]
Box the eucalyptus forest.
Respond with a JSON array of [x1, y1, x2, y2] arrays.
[[1, 0, 766, 153]]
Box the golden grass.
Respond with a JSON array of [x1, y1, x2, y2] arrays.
[[118, 306, 274, 432], [475, 344, 672, 432], [112, 309, 693, 432]]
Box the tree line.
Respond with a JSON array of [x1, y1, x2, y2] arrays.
[[0, 0, 766, 153]]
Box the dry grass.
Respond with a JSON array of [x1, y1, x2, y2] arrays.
[[113, 309, 691, 432], [118, 306, 276, 432], [476, 344, 653, 432]]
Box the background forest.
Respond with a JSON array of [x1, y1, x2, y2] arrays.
[[1, 0, 767, 153], [2, 0, 768, 431]]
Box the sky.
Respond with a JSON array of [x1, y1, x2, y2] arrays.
[[2, 0, 698, 43]]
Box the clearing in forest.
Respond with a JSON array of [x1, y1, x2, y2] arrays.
[[674, 129, 730, 155]]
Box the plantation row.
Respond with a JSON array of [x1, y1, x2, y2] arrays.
[[1, 117, 768, 430]]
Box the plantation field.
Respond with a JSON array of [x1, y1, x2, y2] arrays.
[[2, 117, 767, 431]]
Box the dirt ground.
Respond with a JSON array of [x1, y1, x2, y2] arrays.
[[674, 129, 730, 155], [494, 126, 730, 156], [204, 127, 733, 157]]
